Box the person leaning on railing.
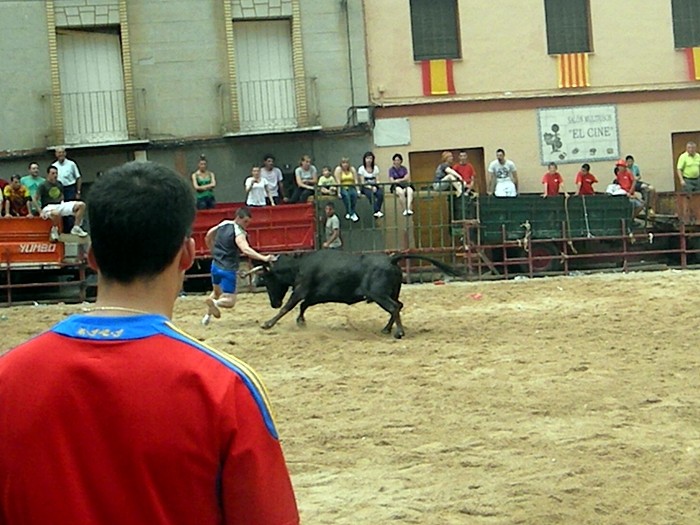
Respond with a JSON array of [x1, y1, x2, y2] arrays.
[[388, 153, 415, 216]]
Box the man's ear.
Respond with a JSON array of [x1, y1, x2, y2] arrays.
[[87, 246, 98, 271], [179, 237, 195, 271]]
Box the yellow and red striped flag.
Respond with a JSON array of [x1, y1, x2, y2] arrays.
[[557, 53, 590, 88], [685, 47, 700, 80], [421, 59, 455, 96]]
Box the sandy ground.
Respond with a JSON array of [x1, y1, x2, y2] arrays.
[[2, 271, 700, 524]]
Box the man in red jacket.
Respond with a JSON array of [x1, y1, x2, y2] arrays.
[[0, 161, 299, 525]]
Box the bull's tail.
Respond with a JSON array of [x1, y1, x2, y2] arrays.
[[389, 254, 462, 277]]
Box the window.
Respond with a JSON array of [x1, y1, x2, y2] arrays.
[[409, 0, 460, 61], [672, 0, 700, 48], [544, 0, 591, 55]]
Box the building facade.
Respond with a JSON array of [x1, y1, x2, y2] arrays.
[[364, 0, 700, 193], [0, 0, 372, 202]]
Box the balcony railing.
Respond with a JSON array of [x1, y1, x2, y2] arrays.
[[237, 76, 319, 133], [61, 89, 128, 144]]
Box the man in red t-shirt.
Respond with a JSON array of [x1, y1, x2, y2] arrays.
[[0, 162, 299, 525], [575, 163, 598, 195], [541, 162, 565, 197], [452, 151, 476, 192], [615, 159, 636, 196]]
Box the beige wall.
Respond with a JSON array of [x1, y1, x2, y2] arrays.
[[365, 0, 689, 102], [373, 94, 700, 193]]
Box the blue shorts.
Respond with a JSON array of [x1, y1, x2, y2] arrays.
[[210, 262, 237, 294]]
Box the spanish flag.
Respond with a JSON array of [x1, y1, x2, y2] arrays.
[[685, 47, 700, 80], [421, 59, 455, 96], [557, 53, 590, 88]]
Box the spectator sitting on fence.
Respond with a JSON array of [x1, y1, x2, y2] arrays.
[[334, 157, 359, 222], [191, 155, 217, 210], [289, 154, 318, 203], [575, 163, 598, 195], [317, 166, 338, 197], [541, 162, 566, 198], [3, 174, 31, 217], [488, 148, 518, 197], [358, 151, 384, 218], [626, 154, 655, 213], [609, 161, 643, 216], [433, 151, 464, 197], [38, 165, 88, 241], [322, 202, 342, 249], [21, 162, 45, 216], [245, 165, 275, 207], [388, 153, 415, 216], [452, 150, 476, 194]]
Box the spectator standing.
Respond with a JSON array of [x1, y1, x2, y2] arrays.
[[38, 165, 88, 241], [575, 163, 598, 195], [4, 174, 31, 217], [0, 161, 299, 525], [322, 202, 342, 249], [202, 207, 276, 326], [452, 151, 476, 193], [358, 151, 384, 218], [260, 154, 286, 205], [317, 166, 338, 196], [52, 147, 82, 231], [676, 141, 700, 192], [334, 157, 359, 222], [289, 155, 317, 203], [190, 155, 217, 210], [488, 149, 518, 197], [541, 162, 566, 197], [433, 151, 464, 196], [21, 162, 45, 216], [244, 166, 274, 207], [388, 153, 414, 216]]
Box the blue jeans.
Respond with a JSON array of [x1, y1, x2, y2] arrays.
[[360, 185, 384, 213], [340, 187, 358, 215]]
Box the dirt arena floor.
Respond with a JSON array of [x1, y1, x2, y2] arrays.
[[2, 270, 700, 524]]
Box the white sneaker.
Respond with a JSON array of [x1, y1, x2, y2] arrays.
[[71, 225, 88, 237], [351, 213, 359, 222], [345, 213, 351, 220], [373, 211, 384, 218], [201, 313, 211, 326], [407, 209, 414, 215], [205, 297, 221, 319], [49, 227, 59, 242], [402, 210, 409, 216]]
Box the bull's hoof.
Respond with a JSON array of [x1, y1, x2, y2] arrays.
[[261, 321, 274, 330], [393, 330, 404, 339], [381, 327, 391, 335], [296, 318, 306, 327]]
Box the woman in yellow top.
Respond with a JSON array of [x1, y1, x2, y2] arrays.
[[333, 157, 359, 222]]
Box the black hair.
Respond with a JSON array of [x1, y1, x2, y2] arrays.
[[10, 174, 21, 182], [236, 206, 252, 219], [325, 201, 335, 210], [496, 148, 505, 155], [582, 163, 590, 170], [28, 161, 38, 169], [87, 161, 196, 283], [625, 155, 634, 161], [46, 165, 57, 174], [392, 153, 403, 162], [263, 154, 275, 162], [362, 151, 375, 170]]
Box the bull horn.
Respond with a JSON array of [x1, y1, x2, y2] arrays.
[[239, 265, 265, 278]]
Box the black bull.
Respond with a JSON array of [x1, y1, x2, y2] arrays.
[[251, 250, 460, 338]]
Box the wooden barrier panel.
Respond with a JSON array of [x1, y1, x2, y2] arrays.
[[192, 202, 316, 257], [0, 217, 65, 267]]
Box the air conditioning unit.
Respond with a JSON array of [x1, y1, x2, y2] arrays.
[[355, 107, 370, 124]]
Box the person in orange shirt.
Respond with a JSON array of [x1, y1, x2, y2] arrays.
[[452, 151, 476, 193], [575, 163, 598, 195]]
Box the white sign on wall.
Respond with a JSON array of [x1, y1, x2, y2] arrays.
[[537, 104, 619, 165]]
